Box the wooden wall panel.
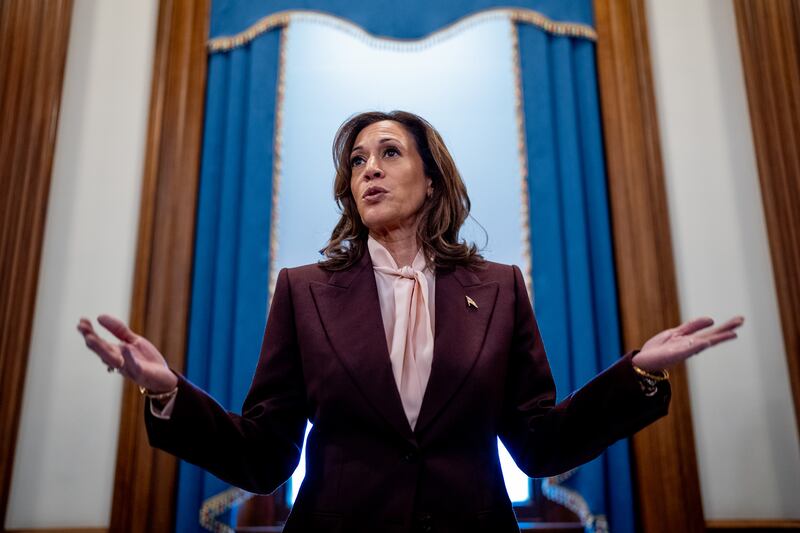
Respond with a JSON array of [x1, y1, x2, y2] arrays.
[[734, 0, 800, 443], [0, 0, 74, 526], [6, 529, 106, 533], [593, 0, 706, 532], [707, 519, 800, 531], [108, 0, 209, 531]]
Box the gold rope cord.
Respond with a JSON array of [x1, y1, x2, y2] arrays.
[[267, 26, 289, 307], [199, 487, 252, 532], [510, 9, 597, 40], [509, 20, 534, 303], [542, 470, 609, 533], [207, 8, 596, 53], [209, 12, 291, 52]]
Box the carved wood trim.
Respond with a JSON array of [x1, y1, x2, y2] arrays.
[[707, 519, 800, 531], [6, 529, 106, 533], [0, 0, 74, 526], [733, 0, 800, 443], [108, 0, 209, 531], [593, 1, 705, 532]]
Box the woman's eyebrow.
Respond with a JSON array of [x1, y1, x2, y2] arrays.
[[351, 137, 403, 155]]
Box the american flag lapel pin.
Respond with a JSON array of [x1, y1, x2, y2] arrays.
[[465, 295, 478, 309]]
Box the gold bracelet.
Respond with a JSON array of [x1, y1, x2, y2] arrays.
[[632, 364, 670, 382], [138, 386, 178, 401]]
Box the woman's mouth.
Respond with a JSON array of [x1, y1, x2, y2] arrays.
[[362, 186, 388, 202]]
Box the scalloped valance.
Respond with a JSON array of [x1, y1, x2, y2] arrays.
[[208, 8, 597, 53]]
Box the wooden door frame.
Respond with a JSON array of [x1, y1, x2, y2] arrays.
[[0, 0, 74, 527], [594, 1, 706, 532], [106, 0, 210, 531], [733, 0, 800, 445]]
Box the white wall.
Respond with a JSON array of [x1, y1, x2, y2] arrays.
[[5, 0, 158, 528], [646, 0, 800, 520]]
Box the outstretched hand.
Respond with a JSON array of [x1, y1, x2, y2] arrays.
[[631, 316, 744, 372], [77, 315, 178, 393]]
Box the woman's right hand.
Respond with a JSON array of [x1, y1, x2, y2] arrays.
[[77, 314, 178, 393]]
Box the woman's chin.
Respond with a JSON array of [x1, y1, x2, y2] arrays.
[[361, 212, 394, 232], [360, 208, 420, 236]]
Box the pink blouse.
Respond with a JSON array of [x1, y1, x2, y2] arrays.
[[367, 236, 435, 430]]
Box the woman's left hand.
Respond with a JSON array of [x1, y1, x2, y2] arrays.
[[631, 316, 745, 372]]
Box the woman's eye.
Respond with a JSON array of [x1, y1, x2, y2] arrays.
[[384, 148, 399, 158], [350, 156, 364, 167]]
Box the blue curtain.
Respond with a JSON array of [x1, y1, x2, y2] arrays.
[[519, 25, 634, 533], [177, 30, 282, 533], [181, 1, 633, 532]]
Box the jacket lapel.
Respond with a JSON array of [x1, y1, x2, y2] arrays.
[[414, 266, 498, 434], [309, 252, 415, 442]]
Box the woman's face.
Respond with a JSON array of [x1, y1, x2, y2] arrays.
[[349, 120, 432, 235]]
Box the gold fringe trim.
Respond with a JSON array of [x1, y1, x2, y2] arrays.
[[267, 26, 288, 306], [509, 20, 534, 303], [207, 8, 596, 53], [542, 470, 609, 533], [199, 487, 252, 532], [509, 9, 597, 40], [209, 12, 290, 52]]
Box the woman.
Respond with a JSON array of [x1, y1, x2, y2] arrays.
[[78, 111, 743, 532]]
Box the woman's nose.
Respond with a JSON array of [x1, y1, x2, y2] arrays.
[[364, 157, 384, 179]]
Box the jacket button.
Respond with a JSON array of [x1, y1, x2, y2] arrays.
[[403, 450, 418, 462], [415, 513, 433, 532]]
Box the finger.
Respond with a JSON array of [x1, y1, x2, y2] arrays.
[[97, 314, 138, 343], [675, 317, 714, 336], [713, 315, 745, 332], [704, 331, 738, 347], [77, 317, 97, 336], [694, 316, 745, 342], [78, 319, 134, 359], [83, 332, 124, 368], [700, 316, 743, 335]]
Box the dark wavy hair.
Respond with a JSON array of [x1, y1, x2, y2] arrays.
[[318, 111, 484, 271]]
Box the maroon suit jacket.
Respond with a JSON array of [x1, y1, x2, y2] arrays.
[[145, 251, 671, 533]]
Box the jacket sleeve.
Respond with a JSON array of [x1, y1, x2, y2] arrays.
[[498, 264, 671, 478], [144, 267, 308, 494]]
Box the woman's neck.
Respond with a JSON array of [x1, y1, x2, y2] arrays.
[[369, 228, 419, 267]]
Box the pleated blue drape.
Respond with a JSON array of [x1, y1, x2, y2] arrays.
[[180, 2, 633, 532], [177, 31, 282, 533], [518, 26, 633, 533]]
